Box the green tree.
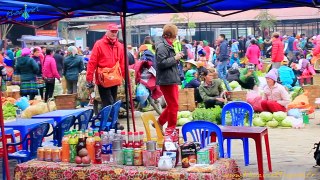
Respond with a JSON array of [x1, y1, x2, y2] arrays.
[[255, 10, 277, 37]]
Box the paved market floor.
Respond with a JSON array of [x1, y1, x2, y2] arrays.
[[2, 110, 320, 180]]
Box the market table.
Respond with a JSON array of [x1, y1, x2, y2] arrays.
[[14, 159, 241, 180], [220, 126, 272, 180], [4, 118, 54, 149], [32, 109, 87, 123]]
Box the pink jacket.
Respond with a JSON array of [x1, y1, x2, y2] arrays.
[[263, 83, 290, 108], [42, 55, 60, 79], [246, 44, 260, 65]]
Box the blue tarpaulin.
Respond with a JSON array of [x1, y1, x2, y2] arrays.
[[0, 0, 318, 23]]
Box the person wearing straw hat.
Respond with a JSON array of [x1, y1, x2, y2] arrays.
[[278, 57, 296, 90], [261, 69, 290, 112], [184, 59, 198, 71], [238, 63, 259, 90]]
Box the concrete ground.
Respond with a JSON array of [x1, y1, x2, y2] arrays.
[[2, 110, 320, 180]]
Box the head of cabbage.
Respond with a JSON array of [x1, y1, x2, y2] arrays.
[[253, 117, 265, 127], [266, 120, 279, 128], [260, 112, 273, 122], [273, 111, 287, 122]]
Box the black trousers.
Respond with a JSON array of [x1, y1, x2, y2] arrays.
[[98, 85, 118, 108], [204, 99, 224, 109], [237, 77, 255, 90], [45, 82, 55, 102]]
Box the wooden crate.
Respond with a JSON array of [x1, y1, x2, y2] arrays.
[[313, 74, 320, 86], [178, 89, 196, 111], [227, 91, 247, 101], [302, 85, 320, 107], [54, 94, 77, 110]]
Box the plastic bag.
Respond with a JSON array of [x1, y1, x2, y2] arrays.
[[287, 109, 302, 119], [246, 90, 263, 112], [15, 97, 30, 111], [136, 84, 149, 105], [53, 79, 63, 96]]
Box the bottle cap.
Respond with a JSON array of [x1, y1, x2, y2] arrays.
[[94, 132, 100, 136], [64, 132, 68, 136], [134, 132, 139, 135], [88, 132, 93, 137], [139, 131, 144, 135], [110, 129, 115, 133], [128, 132, 133, 135], [116, 130, 121, 134], [121, 131, 126, 135]]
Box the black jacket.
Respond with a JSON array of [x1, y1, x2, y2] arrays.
[[227, 68, 240, 82], [155, 38, 181, 85], [54, 53, 64, 76], [218, 40, 229, 61]]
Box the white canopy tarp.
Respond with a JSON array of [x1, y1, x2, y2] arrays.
[[17, 35, 62, 42]]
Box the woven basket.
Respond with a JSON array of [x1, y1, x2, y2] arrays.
[[178, 88, 196, 111], [302, 85, 320, 108], [226, 91, 247, 101], [54, 94, 77, 109]]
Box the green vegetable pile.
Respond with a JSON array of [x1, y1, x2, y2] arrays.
[[290, 87, 303, 101], [177, 111, 193, 126], [256, 71, 266, 77], [3, 103, 17, 120], [253, 111, 293, 128], [192, 106, 222, 124]]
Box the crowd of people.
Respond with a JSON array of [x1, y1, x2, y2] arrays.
[[1, 22, 320, 131], [0, 45, 88, 101]]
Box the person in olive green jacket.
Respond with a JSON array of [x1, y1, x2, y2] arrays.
[[238, 63, 260, 90], [199, 68, 226, 108]]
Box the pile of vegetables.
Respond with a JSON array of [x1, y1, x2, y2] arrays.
[[253, 111, 295, 128], [256, 71, 266, 77], [3, 102, 17, 120], [177, 111, 193, 126], [221, 80, 242, 91], [192, 106, 222, 124], [290, 87, 303, 101]]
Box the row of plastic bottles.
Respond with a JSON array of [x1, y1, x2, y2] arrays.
[[61, 129, 144, 164]]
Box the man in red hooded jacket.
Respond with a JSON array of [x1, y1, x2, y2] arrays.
[[86, 23, 125, 107], [271, 32, 284, 69]]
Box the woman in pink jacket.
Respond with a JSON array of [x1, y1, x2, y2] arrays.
[[43, 49, 61, 101], [246, 39, 260, 66], [261, 69, 290, 112]]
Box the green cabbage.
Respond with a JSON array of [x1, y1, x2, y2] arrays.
[[281, 117, 294, 127], [266, 120, 279, 128], [178, 118, 192, 126], [273, 111, 287, 122], [260, 112, 273, 122], [229, 81, 240, 89], [253, 117, 265, 127], [225, 113, 232, 125], [180, 111, 192, 118]]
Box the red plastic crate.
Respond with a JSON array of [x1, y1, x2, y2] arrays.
[[0, 131, 22, 157]]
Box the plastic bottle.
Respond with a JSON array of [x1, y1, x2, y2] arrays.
[[101, 132, 109, 164], [94, 132, 102, 164], [61, 131, 70, 162], [108, 131, 114, 162], [121, 131, 127, 148], [77, 131, 86, 155], [127, 132, 133, 148], [139, 131, 144, 148], [69, 132, 77, 163], [84, 130, 89, 142], [133, 132, 140, 148], [86, 132, 95, 163]]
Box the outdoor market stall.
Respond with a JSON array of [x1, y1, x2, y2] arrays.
[[1, 1, 320, 180]]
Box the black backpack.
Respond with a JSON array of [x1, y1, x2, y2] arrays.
[[314, 142, 320, 166]]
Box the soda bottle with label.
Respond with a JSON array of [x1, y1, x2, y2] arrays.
[[121, 131, 127, 148], [77, 131, 86, 155], [133, 132, 140, 148], [69, 132, 77, 163], [61, 131, 70, 162], [94, 132, 102, 164], [101, 132, 110, 163], [86, 132, 95, 163], [127, 132, 133, 148]]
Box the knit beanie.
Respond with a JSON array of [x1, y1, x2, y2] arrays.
[[21, 48, 31, 56], [265, 69, 278, 82]]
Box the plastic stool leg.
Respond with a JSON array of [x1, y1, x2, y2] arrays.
[[264, 133, 272, 172], [227, 139, 231, 158], [243, 138, 250, 166], [254, 137, 264, 180]]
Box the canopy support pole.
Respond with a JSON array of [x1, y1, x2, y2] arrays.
[[121, 0, 136, 132], [0, 89, 10, 180]]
